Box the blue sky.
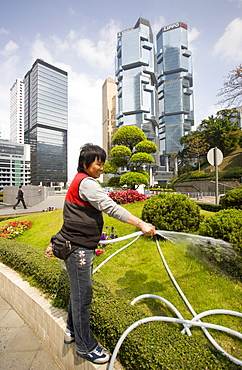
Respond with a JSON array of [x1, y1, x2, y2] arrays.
[[0, 0, 242, 179]]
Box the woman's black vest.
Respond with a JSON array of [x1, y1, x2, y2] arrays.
[[60, 172, 103, 249]]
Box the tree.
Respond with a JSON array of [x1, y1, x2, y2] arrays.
[[180, 131, 208, 171], [217, 64, 242, 107], [105, 126, 158, 189], [198, 111, 240, 156], [112, 126, 146, 150]]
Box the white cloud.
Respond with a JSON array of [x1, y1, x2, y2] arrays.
[[152, 15, 167, 36], [67, 69, 104, 179], [0, 27, 9, 35], [229, 0, 242, 7], [213, 18, 242, 63], [30, 34, 54, 65], [72, 19, 119, 71], [188, 27, 201, 55], [0, 40, 19, 56]]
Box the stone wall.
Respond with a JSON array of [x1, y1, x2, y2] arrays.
[[174, 180, 239, 195], [3, 185, 55, 207]]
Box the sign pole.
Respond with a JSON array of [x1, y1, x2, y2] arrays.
[[214, 147, 219, 205], [207, 147, 223, 205]]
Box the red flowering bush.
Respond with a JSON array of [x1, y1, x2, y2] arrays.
[[0, 221, 33, 239], [108, 189, 147, 204]]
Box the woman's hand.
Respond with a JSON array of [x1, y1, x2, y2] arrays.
[[139, 220, 156, 236], [126, 215, 156, 236]]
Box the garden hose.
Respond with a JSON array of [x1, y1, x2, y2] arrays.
[[60, 231, 242, 368], [97, 230, 242, 369]]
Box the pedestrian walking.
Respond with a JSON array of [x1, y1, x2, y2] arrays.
[[52, 143, 156, 365], [13, 186, 27, 209]]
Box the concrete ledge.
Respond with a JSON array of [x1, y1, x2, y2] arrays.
[[0, 263, 122, 370]]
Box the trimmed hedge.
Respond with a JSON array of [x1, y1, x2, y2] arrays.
[[198, 209, 242, 280], [219, 187, 242, 209], [199, 209, 242, 252], [142, 193, 203, 232], [0, 238, 239, 369], [196, 202, 223, 212]]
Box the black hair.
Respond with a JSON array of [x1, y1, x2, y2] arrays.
[[77, 143, 106, 172]]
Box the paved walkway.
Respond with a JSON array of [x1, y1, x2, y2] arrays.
[[0, 194, 66, 217], [0, 295, 61, 370], [0, 196, 66, 370]]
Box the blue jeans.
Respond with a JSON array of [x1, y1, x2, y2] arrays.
[[65, 246, 98, 353]]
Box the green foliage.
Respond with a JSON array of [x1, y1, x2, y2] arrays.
[[142, 193, 203, 232], [130, 152, 154, 165], [112, 157, 128, 168], [180, 130, 208, 171], [107, 176, 120, 187], [196, 202, 223, 212], [198, 209, 242, 279], [198, 112, 240, 156], [91, 282, 237, 370], [112, 126, 146, 151], [199, 209, 242, 252], [103, 160, 118, 174], [0, 238, 64, 297], [135, 140, 158, 154], [110, 145, 132, 157], [219, 167, 242, 180], [120, 172, 149, 188], [219, 187, 242, 209]]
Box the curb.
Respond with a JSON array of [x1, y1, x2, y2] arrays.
[[0, 263, 122, 370]]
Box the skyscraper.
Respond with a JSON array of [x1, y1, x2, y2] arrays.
[[115, 18, 160, 165], [156, 22, 194, 157], [24, 59, 68, 186], [10, 78, 24, 144], [102, 77, 117, 158]]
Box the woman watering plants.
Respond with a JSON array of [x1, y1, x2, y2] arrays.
[[54, 143, 156, 364]]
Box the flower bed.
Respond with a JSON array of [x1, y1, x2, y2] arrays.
[[0, 221, 33, 239], [108, 189, 147, 204]]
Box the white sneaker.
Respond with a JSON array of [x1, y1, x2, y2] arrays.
[[64, 332, 75, 344], [76, 344, 110, 364]]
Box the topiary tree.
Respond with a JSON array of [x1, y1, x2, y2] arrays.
[[105, 126, 158, 189], [219, 186, 242, 209], [119, 171, 149, 189], [107, 176, 120, 188], [142, 193, 203, 233]]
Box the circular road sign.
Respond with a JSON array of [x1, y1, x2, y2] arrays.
[[207, 147, 223, 166]]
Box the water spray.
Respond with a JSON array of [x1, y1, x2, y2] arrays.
[[60, 230, 242, 367], [96, 230, 242, 369]]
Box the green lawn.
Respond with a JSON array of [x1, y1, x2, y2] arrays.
[[1, 203, 241, 363]]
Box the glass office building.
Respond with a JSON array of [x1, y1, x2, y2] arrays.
[[156, 22, 194, 156], [24, 59, 68, 186], [0, 140, 30, 190], [115, 18, 160, 164]]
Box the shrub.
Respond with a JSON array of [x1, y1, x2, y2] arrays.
[[107, 176, 120, 187], [196, 202, 223, 212], [198, 209, 242, 280], [219, 187, 242, 209], [199, 209, 242, 253], [108, 190, 147, 204], [142, 193, 203, 232], [219, 167, 242, 180]]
